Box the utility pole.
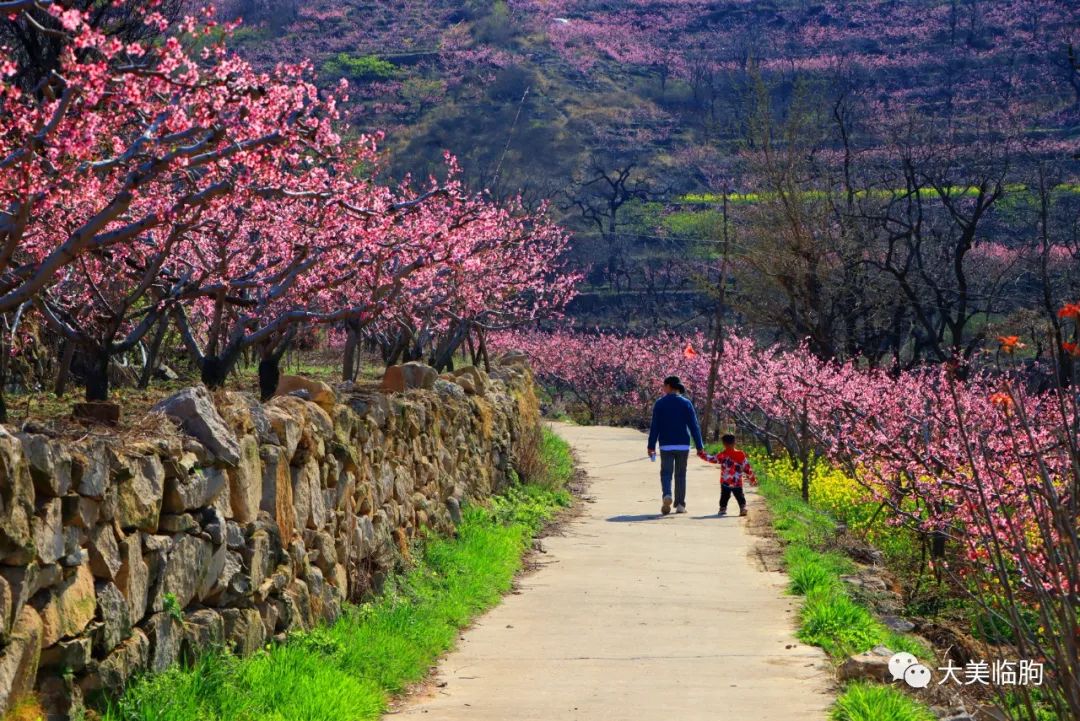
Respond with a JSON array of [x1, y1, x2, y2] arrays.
[[701, 189, 731, 441]]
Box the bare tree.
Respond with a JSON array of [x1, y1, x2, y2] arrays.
[[566, 155, 669, 295], [857, 119, 1014, 367], [736, 79, 856, 359]]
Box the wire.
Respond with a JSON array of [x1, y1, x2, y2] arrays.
[[594, 455, 652, 468]]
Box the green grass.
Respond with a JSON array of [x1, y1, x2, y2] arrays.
[[538, 427, 575, 488], [755, 456, 930, 659], [753, 455, 934, 717], [832, 683, 936, 721], [102, 430, 573, 721], [1004, 689, 1064, 721], [799, 587, 880, 655], [678, 182, 1080, 207], [787, 548, 846, 595]]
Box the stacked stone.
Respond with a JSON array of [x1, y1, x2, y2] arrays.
[[0, 359, 535, 719]]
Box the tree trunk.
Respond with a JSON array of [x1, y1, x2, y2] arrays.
[[1053, 324, 1074, 389], [258, 357, 280, 402], [54, 339, 75, 397], [0, 332, 8, 424], [258, 336, 292, 401], [432, 322, 470, 372], [799, 405, 811, 503], [702, 332, 723, 441], [466, 331, 478, 366], [201, 355, 232, 389], [477, 330, 491, 373], [382, 331, 410, 367], [342, 323, 358, 382], [84, 350, 111, 402], [801, 454, 811, 504], [138, 316, 170, 389]]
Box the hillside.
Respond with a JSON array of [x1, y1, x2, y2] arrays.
[[219, 1, 1078, 183], [216, 0, 1080, 343]]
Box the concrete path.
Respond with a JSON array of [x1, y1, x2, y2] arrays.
[[394, 423, 833, 721]]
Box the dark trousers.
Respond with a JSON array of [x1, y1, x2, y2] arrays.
[[659, 450, 688, 506], [720, 484, 746, 511]]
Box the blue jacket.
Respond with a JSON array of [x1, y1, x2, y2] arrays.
[[647, 393, 705, 451]]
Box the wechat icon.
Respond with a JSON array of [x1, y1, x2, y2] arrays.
[[889, 652, 932, 689]]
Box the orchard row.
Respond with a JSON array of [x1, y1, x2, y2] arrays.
[[0, 2, 577, 409]]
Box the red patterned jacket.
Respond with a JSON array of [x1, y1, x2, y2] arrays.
[[704, 448, 758, 488]]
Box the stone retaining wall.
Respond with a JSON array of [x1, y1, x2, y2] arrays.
[[0, 358, 538, 719]]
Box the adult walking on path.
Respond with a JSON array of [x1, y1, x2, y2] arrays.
[[647, 375, 706, 515], [394, 423, 833, 721]]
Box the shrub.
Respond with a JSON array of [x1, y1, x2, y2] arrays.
[[832, 683, 935, 721], [798, 588, 882, 658], [322, 53, 398, 81], [789, 559, 839, 595], [514, 426, 574, 490]]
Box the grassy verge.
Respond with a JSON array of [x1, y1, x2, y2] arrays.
[[831, 683, 936, 721], [753, 454, 936, 721], [537, 425, 575, 486], [101, 428, 574, 721]]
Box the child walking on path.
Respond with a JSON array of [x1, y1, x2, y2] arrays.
[[702, 434, 757, 517]]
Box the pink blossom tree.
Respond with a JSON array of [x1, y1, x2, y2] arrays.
[[365, 185, 577, 374], [0, 3, 346, 405]]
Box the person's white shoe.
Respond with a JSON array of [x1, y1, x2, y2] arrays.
[[661, 496, 673, 515], [675, 504, 687, 514]]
